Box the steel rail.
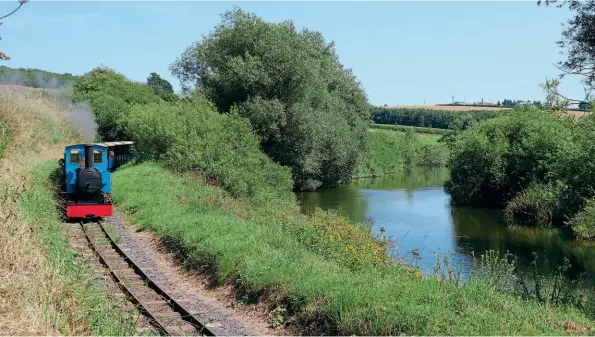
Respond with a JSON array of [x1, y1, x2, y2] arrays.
[[89, 220, 214, 336], [80, 221, 175, 335]]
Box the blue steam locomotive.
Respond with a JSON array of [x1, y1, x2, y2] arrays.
[[59, 141, 135, 219]]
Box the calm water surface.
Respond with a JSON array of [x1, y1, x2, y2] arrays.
[[297, 167, 595, 281]]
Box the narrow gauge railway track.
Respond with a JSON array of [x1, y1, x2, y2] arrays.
[[80, 220, 215, 336]]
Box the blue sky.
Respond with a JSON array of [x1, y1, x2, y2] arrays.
[[0, 1, 584, 105]]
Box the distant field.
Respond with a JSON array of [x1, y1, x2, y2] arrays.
[[370, 123, 452, 136], [567, 110, 591, 120], [382, 105, 512, 112]]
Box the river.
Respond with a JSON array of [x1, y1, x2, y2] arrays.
[[297, 167, 595, 283]]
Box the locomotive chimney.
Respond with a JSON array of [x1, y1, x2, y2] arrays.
[[84, 144, 94, 169]]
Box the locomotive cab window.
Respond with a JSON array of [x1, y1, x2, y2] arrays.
[[94, 150, 103, 164], [70, 150, 81, 164]]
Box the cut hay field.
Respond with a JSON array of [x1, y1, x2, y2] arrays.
[[567, 110, 591, 120]]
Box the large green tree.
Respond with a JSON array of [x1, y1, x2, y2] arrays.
[[73, 66, 160, 141], [146, 72, 178, 102], [170, 8, 370, 191]]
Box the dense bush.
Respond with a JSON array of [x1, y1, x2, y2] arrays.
[[504, 183, 562, 227], [568, 198, 595, 240], [124, 93, 294, 204], [170, 8, 371, 191], [372, 107, 505, 130], [445, 108, 595, 237], [554, 114, 595, 220], [445, 109, 574, 208], [73, 67, 162, 140]]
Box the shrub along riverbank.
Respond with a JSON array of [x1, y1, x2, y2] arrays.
[[445, 107, 595, 239], [0, 86, 137, 334]]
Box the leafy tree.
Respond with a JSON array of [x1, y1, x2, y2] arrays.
[[538, 1, 595, 100], [170, 8, 370, 191], [124, 93, 294, 204], [502, 99, 515, 107], [146, 72, 178, 102], [579, 101, 592, 111], [73, 66, 160, 141]]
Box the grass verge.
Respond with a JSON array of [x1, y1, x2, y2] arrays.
[[20, 161, 139, 335], [0, 85, 138, 334], [112, 162, 595, 335], [0, 123, 9, 158], [355, 129, 448, 178]]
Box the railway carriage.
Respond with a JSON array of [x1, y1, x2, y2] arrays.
[[60, 141, 135, 219]]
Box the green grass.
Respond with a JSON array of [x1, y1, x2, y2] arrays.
[[111, 162, 595, 335], [370, 123, 453, 136], [0, 123, 10, 158], [355, 129, 448, 178], [417, 136, 440, 145], [19, 161, 140, 335]]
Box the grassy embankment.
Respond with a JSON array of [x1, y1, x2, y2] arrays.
[[0, 85, 137, 334], [112, 162, 595, 335], [355, 128, 448, 178]]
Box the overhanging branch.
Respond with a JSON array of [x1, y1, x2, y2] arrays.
[[0, 0, 28, 21]]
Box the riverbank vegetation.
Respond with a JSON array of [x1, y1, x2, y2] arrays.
[[0, 86, 136, 334], [445, 107, 595, 239], [355, 129, 447, 178], [112, 162, 595, 335]]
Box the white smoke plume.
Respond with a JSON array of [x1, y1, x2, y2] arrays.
[[0, 67, 98, 142], [0, 67, 70, 89], [66, 101, 98, 143]]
